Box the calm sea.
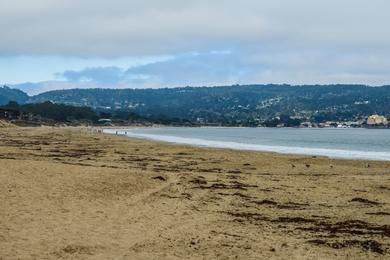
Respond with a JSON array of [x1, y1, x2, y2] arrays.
[[104, 127, 390, 161]]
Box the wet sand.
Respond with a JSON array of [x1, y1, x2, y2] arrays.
[[0, 127, 389, 259]]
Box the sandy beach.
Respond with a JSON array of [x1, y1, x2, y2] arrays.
[[0, 127, 389, 259]]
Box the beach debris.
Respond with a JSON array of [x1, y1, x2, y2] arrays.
[[61, 245, 94, 255], [190, 177, 208, 185], [223, 192, 252, 199], [225, 211, 269, 222], [308, 239, 384, 254], [253, 199, 278, 206], [275, 217, 316, 224], [197, 181, 258, 190], [152, 175, 167, 181], [227, 169, 242, 174], [366, 212, 390, 216], [378, 185, 390, 191], [350, 197, 380, 205]]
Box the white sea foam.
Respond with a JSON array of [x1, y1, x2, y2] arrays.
[[103, 129, 390, 161]]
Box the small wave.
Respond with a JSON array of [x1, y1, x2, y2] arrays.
[[104, 129, 390, 161]]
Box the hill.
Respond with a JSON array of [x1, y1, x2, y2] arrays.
[[0, 86, 29, 105], [1, 84, 390, 126], [30, 84, 390, 125]]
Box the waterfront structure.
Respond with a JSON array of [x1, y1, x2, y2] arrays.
[[367, 115, 388, 125]]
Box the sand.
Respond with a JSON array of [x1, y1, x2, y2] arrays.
[[0, 120, 15, 128], [0, 127, 389, 260]]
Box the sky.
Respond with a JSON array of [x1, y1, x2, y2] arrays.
[[0, 0, 390, 95]]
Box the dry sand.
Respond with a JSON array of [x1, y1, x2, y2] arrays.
[[0, 121, 15, 128], [0, 127, 389, 260]]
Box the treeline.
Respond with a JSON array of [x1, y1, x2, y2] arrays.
[[2, 101, 98, 122], [262, 115, 301, 127], [1, 101, 190, 125]]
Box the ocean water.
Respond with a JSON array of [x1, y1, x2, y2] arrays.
[[104, 127, 390, 161]]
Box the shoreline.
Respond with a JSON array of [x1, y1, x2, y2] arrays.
[[102, 127, 390, 162], [99, 124, 390, 129]]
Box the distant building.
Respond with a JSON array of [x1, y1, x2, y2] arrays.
[[367, 115, 388, 125]]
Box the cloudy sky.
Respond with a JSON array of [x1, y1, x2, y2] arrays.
[[1, 0, 389, 94]]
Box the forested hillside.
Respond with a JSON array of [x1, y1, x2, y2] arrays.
[[2, 84, 390, 125], [0, 86, 29, 105], [30, 84, 390, 124]]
